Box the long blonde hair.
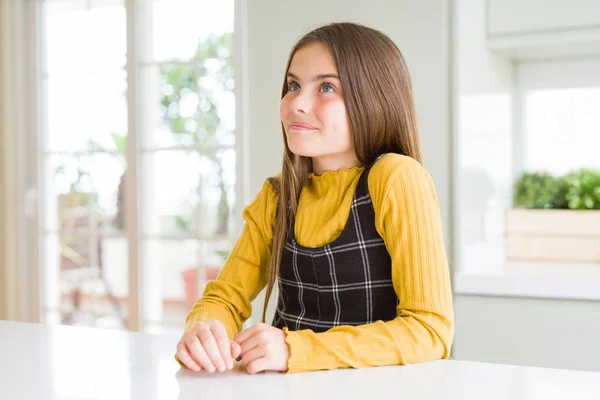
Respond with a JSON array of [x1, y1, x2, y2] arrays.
[[261, 22, 422, 322]]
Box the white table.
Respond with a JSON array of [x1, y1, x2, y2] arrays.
[[1, 320, 600, 400]]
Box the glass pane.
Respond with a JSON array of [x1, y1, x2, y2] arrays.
[[142, 239, 232, 330], [140, 61, 235, 148], [44, 72, 127, 152], [524, 87, 600, 175], [143, 0, 234, 62], [44, 0, 126, 75], [44, 153, 127, 235], [43, 1, 127, 152], [43, 234, 129, 329], [141, 149, 236, 238]]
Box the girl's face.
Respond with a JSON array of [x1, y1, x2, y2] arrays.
[[280, 43, 357, 174]]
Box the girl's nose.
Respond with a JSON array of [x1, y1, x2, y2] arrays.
[[290, 92, 311, 115]]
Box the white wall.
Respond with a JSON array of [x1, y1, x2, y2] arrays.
[[454, 0, 515, 261], [244, 0, 452, 323], [452, 0, 600, 373], [457, 1, 514, 95]]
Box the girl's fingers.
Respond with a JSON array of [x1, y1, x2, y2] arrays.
[[198, 330, 227, 372], [187, 336, 216, 373], [230, 340, 241, 360], [234, 323, 262, 345], [241, 346, 265, 368], [176, 342, 201, 372], [176, 321, 243, 373], [246, 357, 269, 375], [238, 331, 263, 356], [210, 322, 233, 370]]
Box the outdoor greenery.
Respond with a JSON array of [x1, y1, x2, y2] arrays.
[[159, 32, 234, 236]]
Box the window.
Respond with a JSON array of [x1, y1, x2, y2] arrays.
[[455, 56, 600, 277], [38, 0, 237, 332], [518, 61, 600, 175]]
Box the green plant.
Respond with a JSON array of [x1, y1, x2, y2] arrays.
[[563, 169, 600, 210], [513, 172, 568, 209], [214, 248, 231, 261]]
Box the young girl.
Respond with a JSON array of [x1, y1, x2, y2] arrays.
[[175, 22, 454, 375]]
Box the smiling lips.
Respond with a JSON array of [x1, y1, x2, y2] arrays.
[[289, 122, 317, 131]]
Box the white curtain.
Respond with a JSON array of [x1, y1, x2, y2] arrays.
[[0, 0, 37, 322]]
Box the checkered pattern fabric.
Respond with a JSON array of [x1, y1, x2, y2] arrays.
[[271, 162, 398, 332]]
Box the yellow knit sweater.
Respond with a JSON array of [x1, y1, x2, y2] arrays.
[[179, 153, 454, 373]]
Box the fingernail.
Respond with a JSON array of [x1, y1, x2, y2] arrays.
[[227, 362, 233, 370], [207, 366, 216, 373], [218, 365, 226, 373]]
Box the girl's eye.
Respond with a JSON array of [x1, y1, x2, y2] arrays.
[[288, 81, 300, 91], [321, 83, 335, 93]]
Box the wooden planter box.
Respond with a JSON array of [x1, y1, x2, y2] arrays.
[[505, 209, 600, 263]]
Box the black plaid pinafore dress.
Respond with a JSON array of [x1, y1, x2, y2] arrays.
[[271, 160, 398, 332]]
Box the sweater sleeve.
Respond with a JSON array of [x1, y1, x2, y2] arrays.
[[175, 178, 279, 367], [283, 155, 454, 373]]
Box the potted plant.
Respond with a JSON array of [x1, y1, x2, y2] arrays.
[[181, 247, 231, 311], [505, 169, 600, 263]]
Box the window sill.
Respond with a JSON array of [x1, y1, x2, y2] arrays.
[[453, 261, 600, 301]]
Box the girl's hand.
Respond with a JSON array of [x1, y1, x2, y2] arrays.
[[176, 320, 241, 373], [234, 323, 290, 374]]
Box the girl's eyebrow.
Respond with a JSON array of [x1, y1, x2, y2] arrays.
[[287, 72, 340, 82]]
